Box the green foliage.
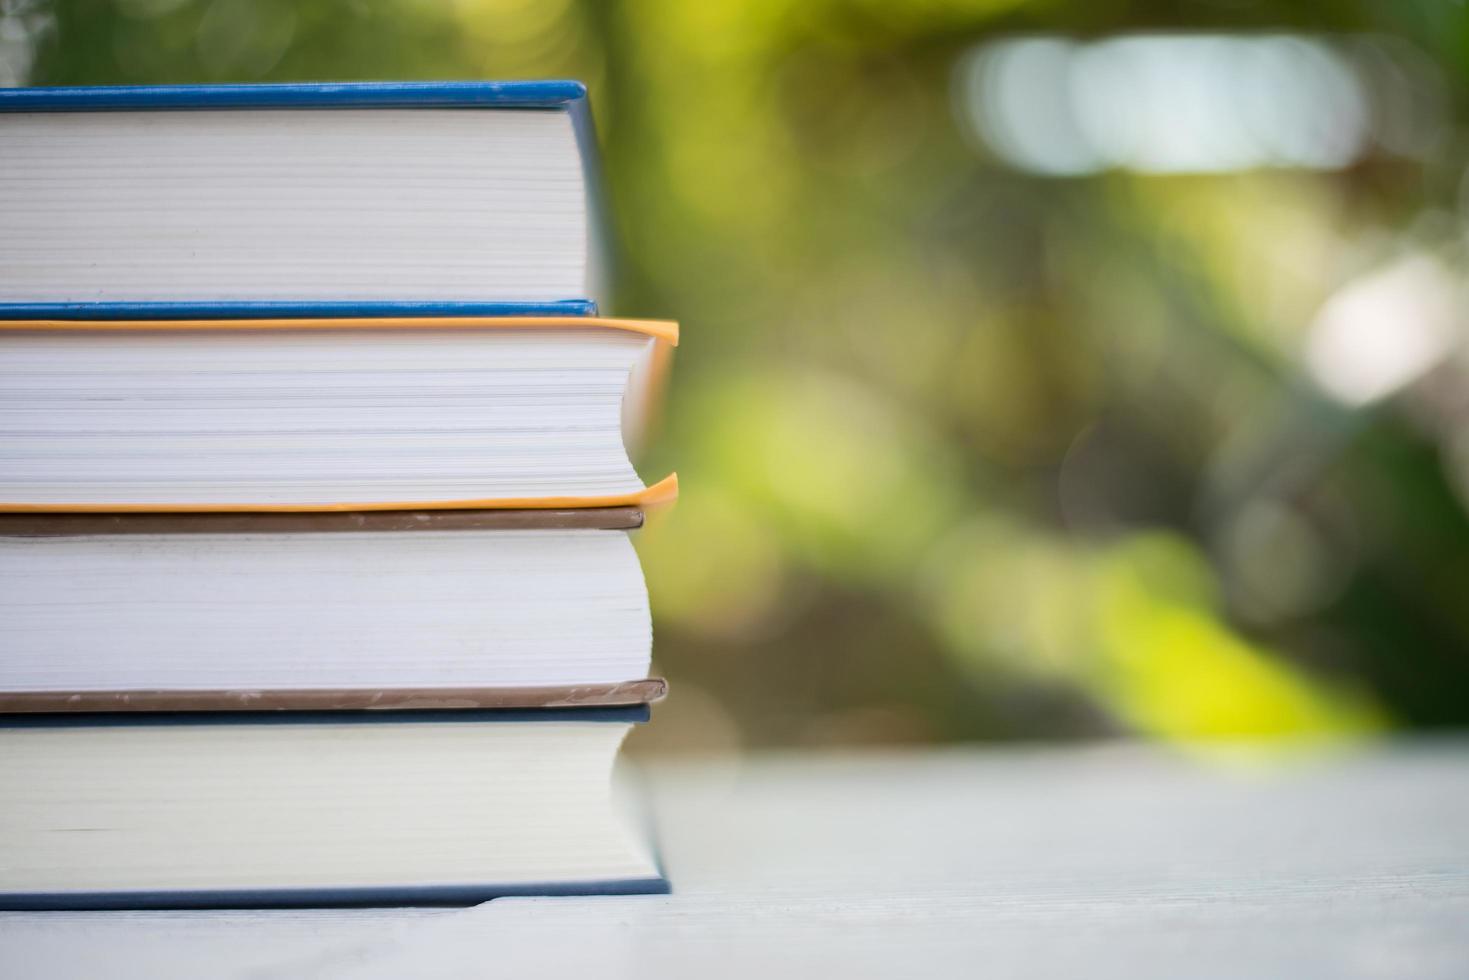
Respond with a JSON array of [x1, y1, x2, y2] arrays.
[[19, 0, 1469, 746]]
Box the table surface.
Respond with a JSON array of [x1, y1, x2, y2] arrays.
[[4, 740, 1468, 979]]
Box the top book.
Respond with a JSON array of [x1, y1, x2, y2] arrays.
[[0, 81, 606, 318]]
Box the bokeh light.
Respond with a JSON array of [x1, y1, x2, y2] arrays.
[[15, 0, 1469, 749]]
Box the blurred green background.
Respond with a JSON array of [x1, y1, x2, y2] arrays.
[[9, 0, 1469, 750]]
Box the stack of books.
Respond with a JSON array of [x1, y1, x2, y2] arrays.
[[0, 81, 674, 908]]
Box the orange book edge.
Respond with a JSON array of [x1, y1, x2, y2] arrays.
[[0, 316, 678, 514], [0, 315, 679, 346]]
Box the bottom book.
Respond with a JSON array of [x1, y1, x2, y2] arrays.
[[0, 706, 668, 910]]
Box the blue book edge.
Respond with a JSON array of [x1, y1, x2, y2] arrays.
[[0, 79, 588, 111], [0, 876, 671, 911], [0, 300, 600, 320]]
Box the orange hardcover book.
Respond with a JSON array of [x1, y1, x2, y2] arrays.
[[0, 316, 677, 512]]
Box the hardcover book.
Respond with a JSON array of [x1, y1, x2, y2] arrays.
[[0, 708, 668, 910], [0, 509, 663, 702], [0, 81, 609, 317], [0, 316, 676, 510]]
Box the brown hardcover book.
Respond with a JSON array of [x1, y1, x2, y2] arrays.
[[2, 509, 655, 698]]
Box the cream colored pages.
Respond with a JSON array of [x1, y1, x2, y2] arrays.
[[0, 323, 677, 511]]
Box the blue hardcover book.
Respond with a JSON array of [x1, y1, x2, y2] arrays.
[[0, 81, 608, 319], [0, 707, 669, 910]]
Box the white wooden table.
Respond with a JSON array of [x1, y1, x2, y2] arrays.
[[4, 741, 1468, 979]]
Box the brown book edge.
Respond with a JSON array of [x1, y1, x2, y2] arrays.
[[0, 507, 644, 536], [0, 679, 668, 714]]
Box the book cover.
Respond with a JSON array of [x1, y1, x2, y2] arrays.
[[0, 506, 647, 535], [0, 679, 669, 714]]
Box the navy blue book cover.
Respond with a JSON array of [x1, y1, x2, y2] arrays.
[[0, 81, 605, 320]]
